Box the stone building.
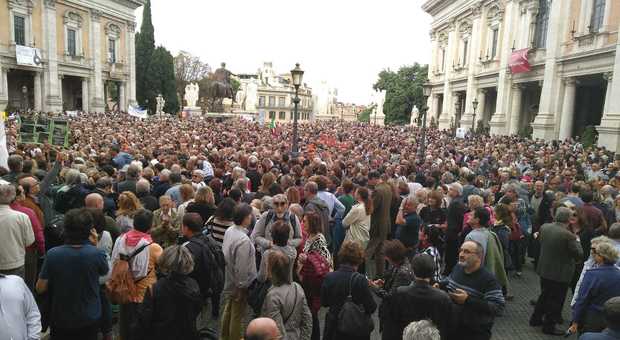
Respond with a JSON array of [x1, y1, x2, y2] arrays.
[[422, 0, 620, 151], [333, 102, 365, 121], [0, 0, 141, 113], [236, 62, 313, 122]]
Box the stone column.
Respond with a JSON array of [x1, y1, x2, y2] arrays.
[[90, 10, 105, 112], [119, 82, 126, 112], [462, 6, 483, 131], [126, 22, 137, 106], [82, 77, 89, 112], [531, 0, 572, 140], [509, 85, 522, 135], [0, 67, 8, 108], [34, 72, 42, 111], [439, 20, 457, 130], [489, 1, 516, 135], [43, 0, 61, 112], [558, 78, 577, 141]]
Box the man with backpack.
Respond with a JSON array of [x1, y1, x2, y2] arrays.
[[182, 212, 225, 319], [109, 209, 163, 340], [251, 194, 302, 253], [304, 182, 330, 245]]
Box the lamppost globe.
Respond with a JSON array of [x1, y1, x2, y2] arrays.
[[291, 63, 304, 88]]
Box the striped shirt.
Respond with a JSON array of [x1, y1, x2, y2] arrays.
[[205, 218, 234, 246]]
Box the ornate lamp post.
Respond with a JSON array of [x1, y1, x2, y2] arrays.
[[471, 98, 479, 133], [418, 80, 432, 158], [290, 63, 304, 157]]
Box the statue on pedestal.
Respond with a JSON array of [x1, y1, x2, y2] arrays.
[[410, 105, 419, 126], [155, 94, 165, 115], [207, 62, 236, 112]]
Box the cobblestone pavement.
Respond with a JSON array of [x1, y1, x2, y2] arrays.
[[44, 260, 575, 340]]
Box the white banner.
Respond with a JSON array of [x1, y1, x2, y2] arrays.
[[128, 105, 147, 119], [15, 45, 42, 67], [66, 110, 78, 117], [0, 119, 8, 169], [258, 109, 265, 125]]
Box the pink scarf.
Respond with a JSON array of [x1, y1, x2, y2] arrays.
[[124, 230, 153, 247]]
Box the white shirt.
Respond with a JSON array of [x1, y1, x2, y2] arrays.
[[0, 275, 41, 340]]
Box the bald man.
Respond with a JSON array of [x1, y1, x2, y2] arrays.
[[245, 318, 280, 340], [85, 193, 120, 242]]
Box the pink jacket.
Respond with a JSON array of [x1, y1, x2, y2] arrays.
[[11, 202, 45, 254]]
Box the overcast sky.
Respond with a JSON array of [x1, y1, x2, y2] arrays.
[[136, 0, 432, 105]]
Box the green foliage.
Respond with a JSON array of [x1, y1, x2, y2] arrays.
[[135, 0, 155, 108], [147, 47, 179, 114], [581, 126, 598, 148], [373, 63, 429, 125], [358, 105, 373, 123]]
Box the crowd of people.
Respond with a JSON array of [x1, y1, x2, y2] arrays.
[[1, 112, 620, 340]]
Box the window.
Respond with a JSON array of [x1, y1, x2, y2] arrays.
[[108, 38, 116, 63], [269, 111, 275, 119], [278, 97, 285, 107], [279, 111, 286, 120], [491, 28, 499, 58], [268, 96, 275, 107], [534, 0, 550, 48], [14, 15, 26, 45], [259, 96, 265, 106], [462, 39, 469, 65], [67, 29, 77, 56], [590, 0, 605, 33]]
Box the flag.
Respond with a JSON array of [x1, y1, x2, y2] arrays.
[[269, 117, 276, 135], [509, 48, 531, 74], [128, 105, 147, 119]]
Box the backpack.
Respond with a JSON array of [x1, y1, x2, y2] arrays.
[[105, 242, 152, 304], [265, 210, 300, 238], [337, 273, 375, 336], [300, 251, 330, 286], [190, 234, 225, 298]]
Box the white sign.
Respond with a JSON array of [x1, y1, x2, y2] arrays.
[[128, 105, 147, 119], [66, 110, 79, 117], [0, 119, 8, 169], [456, 127, 467, 139], [15, 45, 42, 67]]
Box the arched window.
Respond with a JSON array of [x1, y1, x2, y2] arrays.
[[63, 10, 83, 57]]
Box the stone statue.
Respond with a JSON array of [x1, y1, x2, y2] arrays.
[[184, 83, 199, 108], [410, 105, 419, 126], [244, 80, 258, 111], [372, 90, 386, 125], [155, 94, 165, 115]]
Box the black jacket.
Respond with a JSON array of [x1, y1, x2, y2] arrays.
[[321, 265, 377, 340], [133, 274, 202, 340], [138, 193, 159, 212], [152, 181, 171, 199], [183, 234, 211, 300], [446, 196, 466, 239], [382, 280, 452, 340], [186, 202, 216, 224], [117, 179, 138, 195]]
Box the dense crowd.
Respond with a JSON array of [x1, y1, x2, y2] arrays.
[[2, 112, 620, 340]]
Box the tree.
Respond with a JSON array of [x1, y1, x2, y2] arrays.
[[135, 0, 155, 108], [358, 105, 374, 123], [147, 47, 179, 114], [373, 63, 429, 125], [174, 51, 211, 105]]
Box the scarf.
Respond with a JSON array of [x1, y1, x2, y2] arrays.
[[125, 229, 153, 247]]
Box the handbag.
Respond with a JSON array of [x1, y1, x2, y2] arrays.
[[337, 273, 374, 337]]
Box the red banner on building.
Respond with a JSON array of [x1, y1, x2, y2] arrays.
[[509, 48, 531, 74]]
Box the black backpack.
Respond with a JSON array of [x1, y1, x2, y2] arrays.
[[265, 210, 300, 239], [188, 235, 225, 298]]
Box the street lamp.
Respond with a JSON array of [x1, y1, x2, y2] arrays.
[[418, 80, 432, 158], [471, 98, 479, 133], [290, 63, 304, 157]]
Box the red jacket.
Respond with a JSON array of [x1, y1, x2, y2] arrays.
[[10, 202, 45, 254]]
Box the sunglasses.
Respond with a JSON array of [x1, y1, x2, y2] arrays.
[[273, 202, 287, 206]]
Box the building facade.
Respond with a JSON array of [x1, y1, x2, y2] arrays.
[[0, 0, 141, 113], [423, 0, 620, 151], [236, 62, 313, 122], [312, 80, 338, 120], [333, 102, 365, 121]]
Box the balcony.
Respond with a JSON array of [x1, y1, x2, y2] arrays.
[[61, 52, 90, 68], [104, 61, 126, 79]]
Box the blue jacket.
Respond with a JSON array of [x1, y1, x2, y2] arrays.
[[579, 328, 620, 340], [572, 265, 620, 323]]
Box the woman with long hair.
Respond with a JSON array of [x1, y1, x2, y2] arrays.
[[297, 211, 331, 340], [492, 204, 513, 274], [186, 186, 216, 223], [116, 191, 143, 233], [342, 187, 373, 249], [176, 184, 195, 221]]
